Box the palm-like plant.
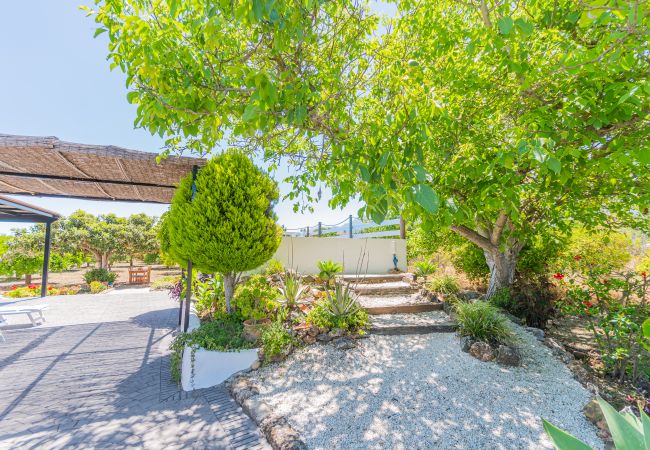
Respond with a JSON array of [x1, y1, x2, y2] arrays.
[[325, 282, 361, 318], [278, 270, 309, 308], [414, 260, 436, 281], [317, 260, 343, 288]]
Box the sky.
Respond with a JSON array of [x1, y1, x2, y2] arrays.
[[0, 0, 362, 235]]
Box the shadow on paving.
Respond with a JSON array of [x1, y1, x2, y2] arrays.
[[0, 308, 266, 449]]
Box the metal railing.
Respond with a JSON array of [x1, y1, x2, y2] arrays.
[[282, 216, 403, 239]]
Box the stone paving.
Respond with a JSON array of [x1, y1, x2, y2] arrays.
[[0, 289, 268, 449]]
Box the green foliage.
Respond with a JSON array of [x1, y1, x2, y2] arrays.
[[451, 242, 490, 281], [166, 150, 282, 310], [89, 281, 108, 294], [84, 268, 117, 284], [427, 275, 460, 296], [260, 321, 298, 363], [489, 288, 512, 310], [317, 260, 343, 288], [193, 275, 225, 316], [170, 318, 255, 382], [414, 260, 436, 280], [3, 285, 79, 298], [143, 253, 160, 265], [543, 397, 648, 450], [306, 284, 369, 332], [278, 270, 308, 308], [557, 263, 649, 382], [263, 259, 284, 276], [566, 228, 633, 273], [232, 275, 280, 322], [509, 274, 556, 328], [455, 301, 515, 346], [150, 275, 180, 291]]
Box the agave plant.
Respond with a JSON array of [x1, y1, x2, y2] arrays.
[[325, 282, 361, 318], [543, 397, 647, 449], [278, 270, 309, 308], [414, 260, 436, 281], [317, 260, 343, 288]]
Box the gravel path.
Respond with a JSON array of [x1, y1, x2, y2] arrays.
[[248, 325, 601, 449], [370, 311, 451, 328], [358, 294, 430, 308]]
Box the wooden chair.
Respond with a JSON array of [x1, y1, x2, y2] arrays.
[[128, 266, 151, 285]]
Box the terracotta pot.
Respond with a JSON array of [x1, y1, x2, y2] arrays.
[[243, 318, 272, 342]]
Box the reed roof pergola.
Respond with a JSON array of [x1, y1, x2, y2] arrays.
[[0, 134, 206, 203]]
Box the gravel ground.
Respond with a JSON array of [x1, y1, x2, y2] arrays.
[[370, 311, 452, 328], [248, 325, 602, 450], [358, 293, 430, 307]]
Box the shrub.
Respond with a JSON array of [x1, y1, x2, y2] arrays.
[[150, 275, 180, 291], [194, 275, 225, 316], [510, 275, 556, 328], [84, 268, 117, 284], [489, 288, 512, 310], [264, 259, 284, 276], [451, 242, 490, 281], [455, 301, 514, 346], [143, 253, 161, 265], [566, 227, 632, 272], [170, 317, 255, 382], [166, 150, 282, 312], [4, 286, 39, 298], [278, 270, 308, 308], [89, 281, 108, 294], [260, 321, 298, 363], [414, 260, 436, 281], [427, 275, 460, 296], [306, 284, 369, 332], [232, 274, 280, 322], [317, 260, 343, 288]]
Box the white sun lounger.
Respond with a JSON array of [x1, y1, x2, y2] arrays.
[[0, 305, 48, 327]]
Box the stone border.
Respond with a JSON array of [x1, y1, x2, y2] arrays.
[[227, 375, 307, 450]]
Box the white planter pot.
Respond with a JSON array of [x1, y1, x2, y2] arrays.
[[181, 346, 258, 391]]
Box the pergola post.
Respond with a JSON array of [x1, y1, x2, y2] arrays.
[[40, 221, 52, 298]]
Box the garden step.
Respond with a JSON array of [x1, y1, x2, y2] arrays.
[[358, 293, 442, 315], [370, 311, 456, 335], [339, 273, 411, 284], [351, 281, 419, 296], [364, 302, 444, 315]]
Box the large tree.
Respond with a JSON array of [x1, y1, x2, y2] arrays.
[[91, 0, 649, 295]]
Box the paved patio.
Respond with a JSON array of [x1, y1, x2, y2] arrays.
[[0, 289, 268, 449]]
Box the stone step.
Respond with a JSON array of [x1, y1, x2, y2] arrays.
[[358, 293, 442, 315], [370, 311, 456, 335], [364, 302, 444, 315], [351, 281, 419, 296], [339, 273, 411, 284]]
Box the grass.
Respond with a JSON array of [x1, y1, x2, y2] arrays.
[[455, 301, 515, 346]]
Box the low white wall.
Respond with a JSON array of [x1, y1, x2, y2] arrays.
[[271, 237, 407, 275]]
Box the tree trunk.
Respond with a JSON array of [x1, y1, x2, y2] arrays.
[[25, 273, 32, 285], [484, 247, 520, 298], [130, 256, 134, 268], [223, 273, 236, 313]]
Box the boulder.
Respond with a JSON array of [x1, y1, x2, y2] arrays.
[[302, 334, 316, 345], [583, 398, 605, 426], [468, 341, 495, 362], [496, 345, 521, 366], [460, 336, 475, 353], [316, 333, 333, 342]]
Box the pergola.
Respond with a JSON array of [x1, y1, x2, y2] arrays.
[[0, 134, 205, 327], [0, 195, 59, 297]]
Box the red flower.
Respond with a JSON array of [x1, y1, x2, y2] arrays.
[[643, 272, 647, 280], [582, 301, 593, 308], [47, 286, 53, 291], [602, 279, 608, 285], [553, 272, 565, 280], [574, 255, 582, 261], [28, 284, 37, 289], [10, 284, 17, 290]]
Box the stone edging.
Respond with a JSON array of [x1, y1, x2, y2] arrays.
[[226, 374, 307, 450]]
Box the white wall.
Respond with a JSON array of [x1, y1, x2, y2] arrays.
[[271, 237, 407, 274]]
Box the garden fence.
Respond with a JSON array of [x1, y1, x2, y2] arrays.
[[282, 216, 403, 239]]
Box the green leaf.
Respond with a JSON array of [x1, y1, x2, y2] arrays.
[[498, 17, 514, 35], [94, 28, 107, 38], [547, 157, 561, 174], [598, 397, 644, 450], [542, 419, 594, 450], [411, 184, 439, 214], [643, 318, 650, 339], [641, 411, 650, 450], [126, 91, 139, 104], [514, 18, 533, 36]]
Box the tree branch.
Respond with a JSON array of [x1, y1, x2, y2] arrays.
[[451, 225, 498, 252]]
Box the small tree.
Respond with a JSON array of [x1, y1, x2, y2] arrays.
[[167, 150, 282, 311]]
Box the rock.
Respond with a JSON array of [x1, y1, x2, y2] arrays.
[[460, 336, 475, 353], [332, 337, 356, 351], [260, 415, 308, 450], [526, 327, 545, 341], [583, 398, 605, 426], [329, 328, 345, 339], [458, 290, 481, 301], [316, 333, 333, 342], [496, 345, 521, 366], [468, 341, 495, 362], [250, 360, 261, 370], [307, 326, 320, 337], [302, 334, 316, 345]]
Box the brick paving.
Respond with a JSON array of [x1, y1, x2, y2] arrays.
[[0, 290, 268, 449]]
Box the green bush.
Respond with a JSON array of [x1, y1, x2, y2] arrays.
[[260, 321, 298, 363], [143, 253, 161, 265], [264, 259, 284, 276], [170, 317, 255, 382], [194, 275, 225, 316], [84, 268, 117, 284], [451, 242, 489, 281], [89, 281, 108, 294], [566, 227, 632, 272], [414, 260, 436, 279], [455, 301, 514, 346], [427, 275, 460, 296], [306, 285, 369, 333], [166, 150, 282, 311], [232, 274, 280, 322], [489, 288, 512, 309], [317, 260, 343, 287]]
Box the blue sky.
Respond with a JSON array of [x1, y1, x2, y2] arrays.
[[0, 0, 361, 234]]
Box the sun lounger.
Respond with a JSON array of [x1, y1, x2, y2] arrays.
[[0, 305, 48, 327]]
